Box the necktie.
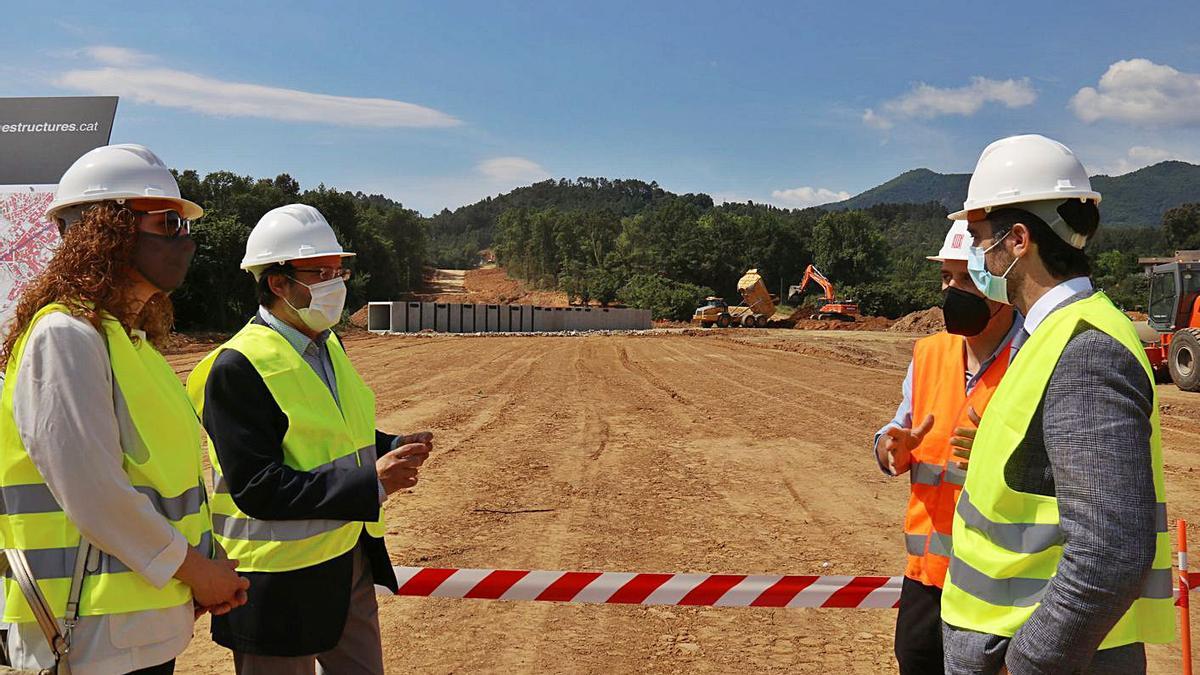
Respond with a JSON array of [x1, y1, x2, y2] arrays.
[[1009, 327, 1031, 363]]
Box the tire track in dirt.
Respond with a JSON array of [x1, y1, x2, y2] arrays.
[[645, 340, 878, 440], [630, 338, 906, 573], [612, 338, 901, 672], [670, 338, 898, 419], [369, 339, 540, 421], [716, 335, 908, 377], [617, 344, 691, 405]]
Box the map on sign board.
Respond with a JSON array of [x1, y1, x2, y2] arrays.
[[0, 186, 59, 326]]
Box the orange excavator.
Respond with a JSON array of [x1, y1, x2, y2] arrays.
[[788, 264, 859, 322]]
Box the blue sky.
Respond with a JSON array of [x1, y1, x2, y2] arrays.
[[3, 1, 1200, 215]]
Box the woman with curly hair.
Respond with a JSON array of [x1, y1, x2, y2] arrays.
[[0, 144, 248, 675]]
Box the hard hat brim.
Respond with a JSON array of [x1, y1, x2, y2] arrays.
[[47, 194, 204, 221], [949, 191, 1101, 221], [240, 250, 356, 272]]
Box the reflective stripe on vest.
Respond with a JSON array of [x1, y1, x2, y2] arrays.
[[10, 532, 214, 580], [0, 483, 205, 522], [941, 292, 1176, 648], [907, 531, 954, 557], [902, 331, 1009, 589], [0, 304, 212, 622], [188, 322, 384, 573], [911, 461, 968, 488], [957, 491, 1169, 554], [948, 556, 1176, 609]]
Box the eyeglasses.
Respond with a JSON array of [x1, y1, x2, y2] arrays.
[[288, 266, 352, 283], [130, 208, 192, 238]]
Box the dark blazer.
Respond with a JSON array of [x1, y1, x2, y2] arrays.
[[200, 319, 400, 656], [943, 289, 1159, 675]]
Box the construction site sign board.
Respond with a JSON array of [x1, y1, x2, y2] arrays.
[[0, 96, 118, 329], [0, 96, 118, 185]]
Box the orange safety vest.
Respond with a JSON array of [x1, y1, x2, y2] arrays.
[[903, 332, 1010, 588]]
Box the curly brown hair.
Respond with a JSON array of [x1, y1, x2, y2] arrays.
[[0, 202, 175, 368]]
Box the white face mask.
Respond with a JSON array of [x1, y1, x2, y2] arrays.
[[285, 277, 346, 332]]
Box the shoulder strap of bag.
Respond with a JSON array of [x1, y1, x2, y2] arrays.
[[2, 539, 88, 673]]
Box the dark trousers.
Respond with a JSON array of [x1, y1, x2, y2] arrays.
[[896, 576, 944, 675], [128, 659, 175, 674]]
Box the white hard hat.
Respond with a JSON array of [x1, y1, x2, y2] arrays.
[[949, 134, 1100, 221], [46, 144, 203, 223], [927, 220, 972, 262], [241, 204, 354, 279]]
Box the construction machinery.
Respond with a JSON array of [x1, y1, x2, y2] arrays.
[[788, 264, 859, 321], [1144, 254, 1200, 392], [692, 268, 776, 328]]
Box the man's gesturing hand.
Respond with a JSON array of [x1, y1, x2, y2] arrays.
[[377, 442, 429, 495], [877, 414, 935, 476]]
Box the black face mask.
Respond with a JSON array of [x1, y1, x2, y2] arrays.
[[133, 232, 196, 293], [942, 286, 992, 337]]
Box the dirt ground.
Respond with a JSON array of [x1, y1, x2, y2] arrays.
[[414, 266, 573, 306], [163, 329, 1200, 674]]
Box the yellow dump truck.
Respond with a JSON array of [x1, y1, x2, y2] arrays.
[[692, 268, 776, 328]]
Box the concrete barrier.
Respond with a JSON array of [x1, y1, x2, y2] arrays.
[[367, 302, 392, 332], [497, 304, 512, 332], [366, 301, 651, 334], [507, 305, 525, 333]]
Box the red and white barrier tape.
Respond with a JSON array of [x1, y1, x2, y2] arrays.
[[389, 566, 901, 607], [384, 566, 1196, 607]]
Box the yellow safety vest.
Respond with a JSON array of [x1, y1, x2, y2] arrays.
[[0, 304, 211, 621], [942, 292, 1175, 648], [187, 322, 385, 573]]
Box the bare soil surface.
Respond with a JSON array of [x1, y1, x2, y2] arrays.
[[165, 329, 1199, 674], [415, 267, 572, 307]]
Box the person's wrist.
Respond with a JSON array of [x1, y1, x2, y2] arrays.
[[173, 546, 205, 587]]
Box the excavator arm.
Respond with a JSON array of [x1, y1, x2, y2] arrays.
[[798, 264, 837, 303]]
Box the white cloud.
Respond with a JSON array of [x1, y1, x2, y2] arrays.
[[1093, 145, 1194, 176], [769, 186, 851, 208], [364, 157, 552, 215], [81, 45, 154, 66], [862, 108, 893, 130], [477, 157, 550, 183], [55, 51, 460, 128], [1071, 59, 1200, 127], [864, 76, 1036, 129]]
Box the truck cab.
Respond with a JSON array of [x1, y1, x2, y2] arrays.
[[1148, 262, 1200, 333], [1147, 261, 1200, 391], [692, 297, 732, 328]]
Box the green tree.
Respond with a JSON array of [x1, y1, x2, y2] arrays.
[[1163, 203, 1200, 250], [173, 215, 255, 330], [811, 211, 889, 286], [617, 274, 712, 321], [586, 266, 624, 306]]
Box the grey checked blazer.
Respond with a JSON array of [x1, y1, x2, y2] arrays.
[[943, 289, 1161, 675]]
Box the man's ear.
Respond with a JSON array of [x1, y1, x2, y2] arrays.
[[1010, 223, 1034, 258], [267, 274, 290, 299]]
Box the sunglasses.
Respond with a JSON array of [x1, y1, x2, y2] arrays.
[[130, 207, 192, 238]]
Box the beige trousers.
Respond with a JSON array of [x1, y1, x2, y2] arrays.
[[232, 546, 384, 675]]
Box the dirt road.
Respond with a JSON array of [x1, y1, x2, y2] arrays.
[[169, 329, 1200, 673], [425, 268, 468, 296], [411, 267, 573, 306]]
